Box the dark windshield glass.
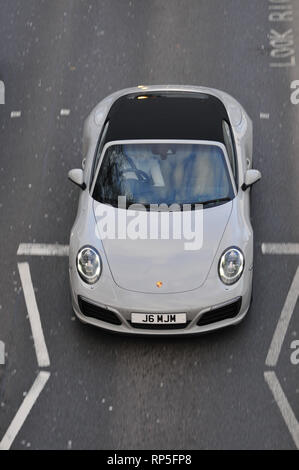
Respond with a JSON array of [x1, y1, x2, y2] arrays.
[[92, 142, 234, 208]]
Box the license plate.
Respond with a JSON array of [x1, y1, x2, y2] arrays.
[[131, 313, 186, 324]]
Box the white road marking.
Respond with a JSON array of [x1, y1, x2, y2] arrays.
[[265, 266, 299, 367], [0, 341, 5, 365], [0, 371, 50, 450], [10, 111, 21, 118], [0, 80, 4, 104], [60, 109, 70, 116], [1, 250, 53, 449], [18, 262, 50, 368], [267, 0, 296, 68], [17, 243, 69, 256], [264, 371, 299, 449], [260, 112, 270, 119], [262, 243, 299, 255], [262, 241, 299, 447]]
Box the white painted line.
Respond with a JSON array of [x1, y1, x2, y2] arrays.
[[264, 371, 299, 449], [262, 243, 299, 255], [260, 112, 270, 119], [17, 243, 69, 257], [0, 341, 4, 365], [0, 80, 4, 104], [0, 371, 50, 450], [60, 109, 70, 116], [10, 111, 21, 118], [265, 266, 299, 367], [18, 262, 50, 368]]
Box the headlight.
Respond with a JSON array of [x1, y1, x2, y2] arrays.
[[77, 246, 101, 284], [218, 247, 244, 285]]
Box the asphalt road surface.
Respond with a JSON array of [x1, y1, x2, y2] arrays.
[[0, 0, 299, 450]]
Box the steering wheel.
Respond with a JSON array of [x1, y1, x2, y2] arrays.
[[121, 168, 151, 183]]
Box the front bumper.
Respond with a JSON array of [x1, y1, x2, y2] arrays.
[[69, 267, 253, 336]]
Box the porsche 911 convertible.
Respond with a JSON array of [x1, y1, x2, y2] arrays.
[[68, 85, 261, 335]]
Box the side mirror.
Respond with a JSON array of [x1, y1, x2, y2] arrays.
[[68, 169, 86, 190], [242, 169, 261, 191]]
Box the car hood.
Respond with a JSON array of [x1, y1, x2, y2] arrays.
[[93, 201, 233, 294]]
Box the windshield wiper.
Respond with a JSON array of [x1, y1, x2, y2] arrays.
[[197, 197, 231, 205]]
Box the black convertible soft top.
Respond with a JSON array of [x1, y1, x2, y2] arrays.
[[104, 91, 229, 144]]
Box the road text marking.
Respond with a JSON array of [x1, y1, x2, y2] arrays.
[[0, 371, 50, 450], [267, 0, 296, 68], [18, 262, 50, 368], [290, 80, 299, 104]]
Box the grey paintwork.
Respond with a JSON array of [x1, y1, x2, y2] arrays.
[[68, 85, 259, 335]]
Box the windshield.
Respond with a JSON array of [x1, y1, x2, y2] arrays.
[[92, 142, 234, 208]]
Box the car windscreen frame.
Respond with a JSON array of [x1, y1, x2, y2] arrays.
[[90, 139, 237, 203]]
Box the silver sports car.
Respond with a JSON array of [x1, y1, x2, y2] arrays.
[[68, 85, 261, 335]]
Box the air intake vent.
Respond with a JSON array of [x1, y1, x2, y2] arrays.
[[197, 297, 242, 326], [78, 297, 122, 325]]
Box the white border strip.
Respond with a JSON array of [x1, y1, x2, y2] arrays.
[[60, 108, 70, 116], [17, 243, 69, 257], [0, 80, 4, 105], [0, 340, 4, 365], [264, 371, 299, 449], [265, 266, 299, 367], [0, 371, 50, 450], [18, 262, 50, 368], [260, 112, 270, 119], [262, 243, 299, 255], [10, 111, 21, 118]]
